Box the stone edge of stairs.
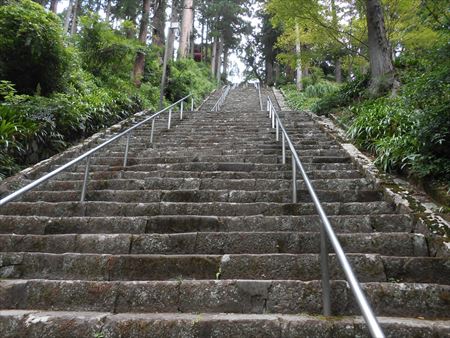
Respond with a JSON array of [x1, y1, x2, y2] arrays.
[[272, 87, 449, 257], [0, 90, 218, 196]]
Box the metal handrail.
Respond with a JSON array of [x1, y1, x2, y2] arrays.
[[211, 85, 231, 111], [266, 96, 385, 338], [0, 94, 194, 206]]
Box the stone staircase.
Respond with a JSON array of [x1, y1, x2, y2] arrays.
[[0, 86, 448, 337]]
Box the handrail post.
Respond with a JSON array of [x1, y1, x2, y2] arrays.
[[180, 101, 184, 120], [321, 224, 332, 316], [282, 133, 286, 165], [123, 132, 131, 167], [292, 155, 297, 203], [271, 108, 275, 128], [168, 108, 172, 129], [150, 118, 155, 143], [276, 119, 279, 141], [191, 96, 194, 111], [80, 155, 91, 202]]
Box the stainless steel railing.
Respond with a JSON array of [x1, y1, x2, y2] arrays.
[[266, 96, 385, 338], [0, 94, 194, 206], [211, 85, 231, 111]]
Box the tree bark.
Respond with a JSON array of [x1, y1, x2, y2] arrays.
[[216, 35, 223, 83], [50, 0, 58, 13], [178, 0, 194, 58], [63, 0, 73, 34], [265, 60, 273, 86], [211, 37, 217, 77], [105, 0, 112, 23], [133, 0, 152, 87], [222, 48, 229, 80], [70, 0, 79, 35], [335, 58, 342, 83], [295, 24, 303, 91], [365, 0, 395, 95], [153, 0, 166, 48], [167, 4, 178, 61], [274, 63, 280, 85]]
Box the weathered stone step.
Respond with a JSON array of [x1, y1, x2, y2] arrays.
[[0, 310, 447, 338], [0, 252, 447, 283], [0, 279, 447, 318], [95, 149, 282, 158], [0, 201, 396, 217], [58, 154, 288, 165], [0, 214, 414, 235], [0, 232, 427, 256], [3, 310, 449, 338], [48, 161, 357, 174], [19, 188, 382, 204], [30, 168, 363, 181], [106, 143, 340, 152], [91, 148, 344, 159], [34, 177, 373, 192]]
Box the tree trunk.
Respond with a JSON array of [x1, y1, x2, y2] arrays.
[[63, 0, 73, 33], [365, 0, 395, 95], [133, 0, 152, 87], [70, 0, 79, 35], [105, 0, 112, 23], [222, 48, 229, 80], [50, 0, 58, 13], [265, 60, 273, 86], [274, 63, 280, 86], [216, 35, 223, 83], [295, 24, 303, 90], [178, 0, 194, 58], [211, 37, 217, 77], [167, 5, 178, 61], [335, 58, 342, 83], [153, 0, 166, 48]]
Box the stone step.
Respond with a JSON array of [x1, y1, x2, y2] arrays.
[[18, 188, 383, 203], [48, 162, 357, 173], [0, 214, 414, 235], [57, 154, 351, 165], [29, 169, 363, 181], [0, 232, 427, 256], [0, 201, 396, 217], [0, 252, 447, 283], [105, 143, 340, 152], [89, 148, 345, 158], [33, 178, 373, 192], [0, 280, 448, 318], [0, 311, 447, 338]]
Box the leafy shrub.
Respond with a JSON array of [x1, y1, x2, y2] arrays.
[[347, 98, 419, 171], [77, 14, 138, 82], [0, 0, 69, 95], [166, 59, 215, 105], [312, 74, 370, 115], [283, 80, 339, 111], [304, 81, 339, 98]]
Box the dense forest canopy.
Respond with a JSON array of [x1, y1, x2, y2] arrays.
[[0, 0, 449, 205]]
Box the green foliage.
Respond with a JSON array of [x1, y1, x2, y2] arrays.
[[347, 98, 419, 171], [0, 0, 69, 96], [166, 59, 215, 105], [77, 14, 138, 82], [0, 7, 221, 180], [283, 79, 340, 111], [312, 74, 370, 115]]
